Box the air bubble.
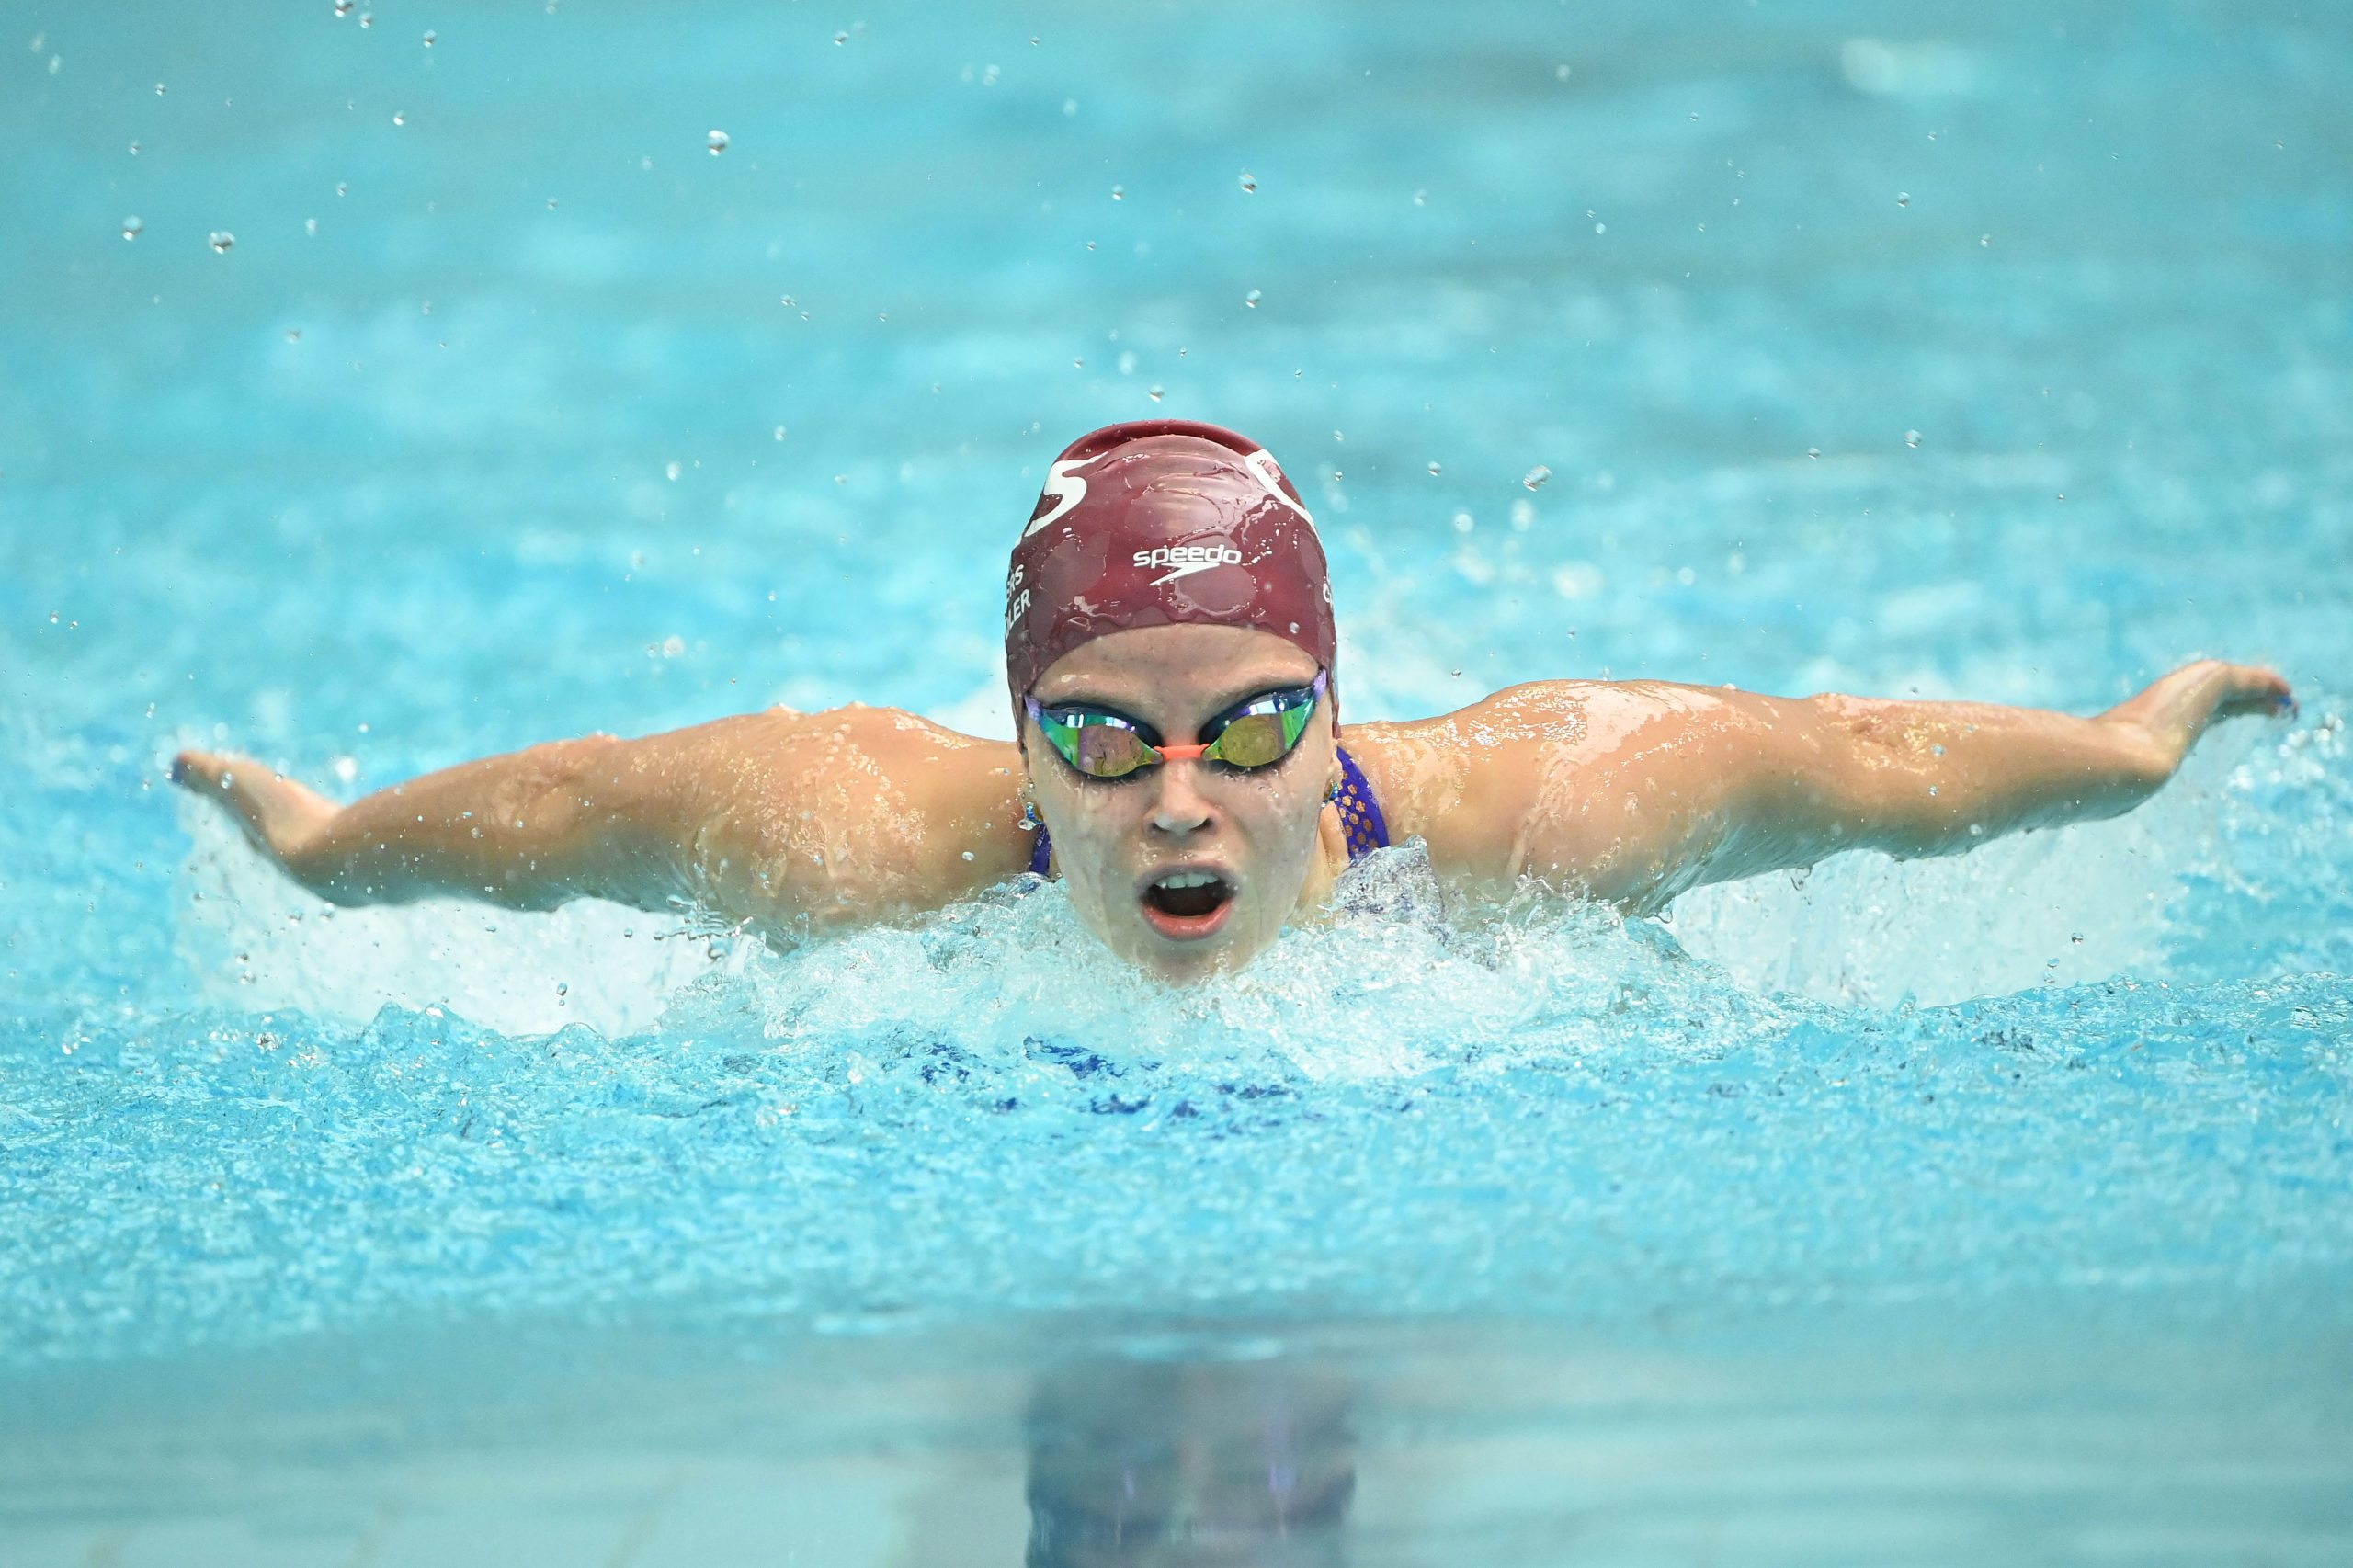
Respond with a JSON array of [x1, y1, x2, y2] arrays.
[[707, 129, 729, 154], [209, 231, 234, 253], [121, 216, 142, 240], [1522, 464, 1551, 491], [1245, 289, 1261, 307], [1238, 172, 1257, 193]]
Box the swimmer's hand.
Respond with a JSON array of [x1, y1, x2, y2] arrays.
[[172, 750, 341, 866]]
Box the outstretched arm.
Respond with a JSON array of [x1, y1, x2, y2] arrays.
[[173, 708, 1032, 935], [1364, 660, 2292, 913]]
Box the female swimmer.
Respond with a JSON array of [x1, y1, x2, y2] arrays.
[[176, 419, 2291, 984]]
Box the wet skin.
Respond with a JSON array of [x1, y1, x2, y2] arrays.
[[175, 636, 2291, 983]]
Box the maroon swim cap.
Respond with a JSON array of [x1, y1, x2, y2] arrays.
[[1004, 420, 1336, 722]]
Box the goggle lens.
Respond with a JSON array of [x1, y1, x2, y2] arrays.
[[1066, 717, 1154, 778]]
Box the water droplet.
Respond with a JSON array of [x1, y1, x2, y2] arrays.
[[391, 109, 405, 125], [1522, 464, 1551, 491], [1427, 461, 1442, 476], [1118, 351, 1136, 375], [1085, 240, 1096, 251], [555, 982, 567, 995], [422, 28, 435, 46], [1238, 172, 1257, 193], [707, 129, 729, 154], [773, 425, 787, 440], [1690, 110, 1699, 120], [982, 63, 998, 85], [1110, 184, 1123, 199], [305, 217, 317, 234], [961, 850, 974, 861], [1412, 188, 1427, 206], [358, 10, 373, 27], [1896, 191, 1910, 207], [155, 82, 165, 95], [1904, 429, 1922, 448], [779, 294, 796, 307], [120, 216, 142, 240], [209, 231, 234, 253], [334, 0, 351, 13], [1511, 499, 1535, 530], [1244, 289, 1261, 307], [1073, 358, 1084, 369], [665, 460, 682, 481], [286, 328, 301, 342], [545, 197, 557, 209], [1148, 385, 1164, 402], [834, 29, 848, 42], [335, 182, 347, 196], [2071, 933, 2084, 944], [1981, 233, 1991, 246], [1063, 97, 1077, 115], [127, 140, 140, 155], [1555, 63, 1571, 80], [1452, 512, 1473, 533], [1594, 222, 1606, 233]]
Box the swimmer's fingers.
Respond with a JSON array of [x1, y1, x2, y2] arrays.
[[170, 749, 339, 861], [2211, 664, 2295, 721]]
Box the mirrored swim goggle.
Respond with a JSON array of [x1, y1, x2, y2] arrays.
[[1025, 670, 1326, 780]]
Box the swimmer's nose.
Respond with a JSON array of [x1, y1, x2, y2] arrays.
[[1148, 758, 1215, 836]]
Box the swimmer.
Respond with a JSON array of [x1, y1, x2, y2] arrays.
[[175, 419, 2293, 983]]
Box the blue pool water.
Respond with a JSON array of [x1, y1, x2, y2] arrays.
[[5, 1, 2352, 1561]]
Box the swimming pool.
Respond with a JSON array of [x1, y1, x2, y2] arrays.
[[5, 0, 2350, 1561]]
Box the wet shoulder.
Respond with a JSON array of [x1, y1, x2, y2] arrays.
[[1338, 681, 1747, 880], [688, 704, 1034, 928]]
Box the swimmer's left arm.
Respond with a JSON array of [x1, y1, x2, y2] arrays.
[[1384, 660, 2291, 913]]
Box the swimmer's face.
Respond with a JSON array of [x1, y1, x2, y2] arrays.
[[1024, 624, 1342, 984]]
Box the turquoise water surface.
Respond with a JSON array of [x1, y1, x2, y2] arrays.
[[5, 1, 2351, 1562]]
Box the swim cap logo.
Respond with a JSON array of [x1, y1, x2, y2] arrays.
[[1023, 458, 1092, 539], [1243, 449, 1315, 529], [1135, 541, 1245, 585]]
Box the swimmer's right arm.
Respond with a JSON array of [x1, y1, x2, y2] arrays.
[[172, 707, 1034, 933]]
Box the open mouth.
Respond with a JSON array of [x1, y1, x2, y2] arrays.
[[1140, 869, 1236, 939]]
